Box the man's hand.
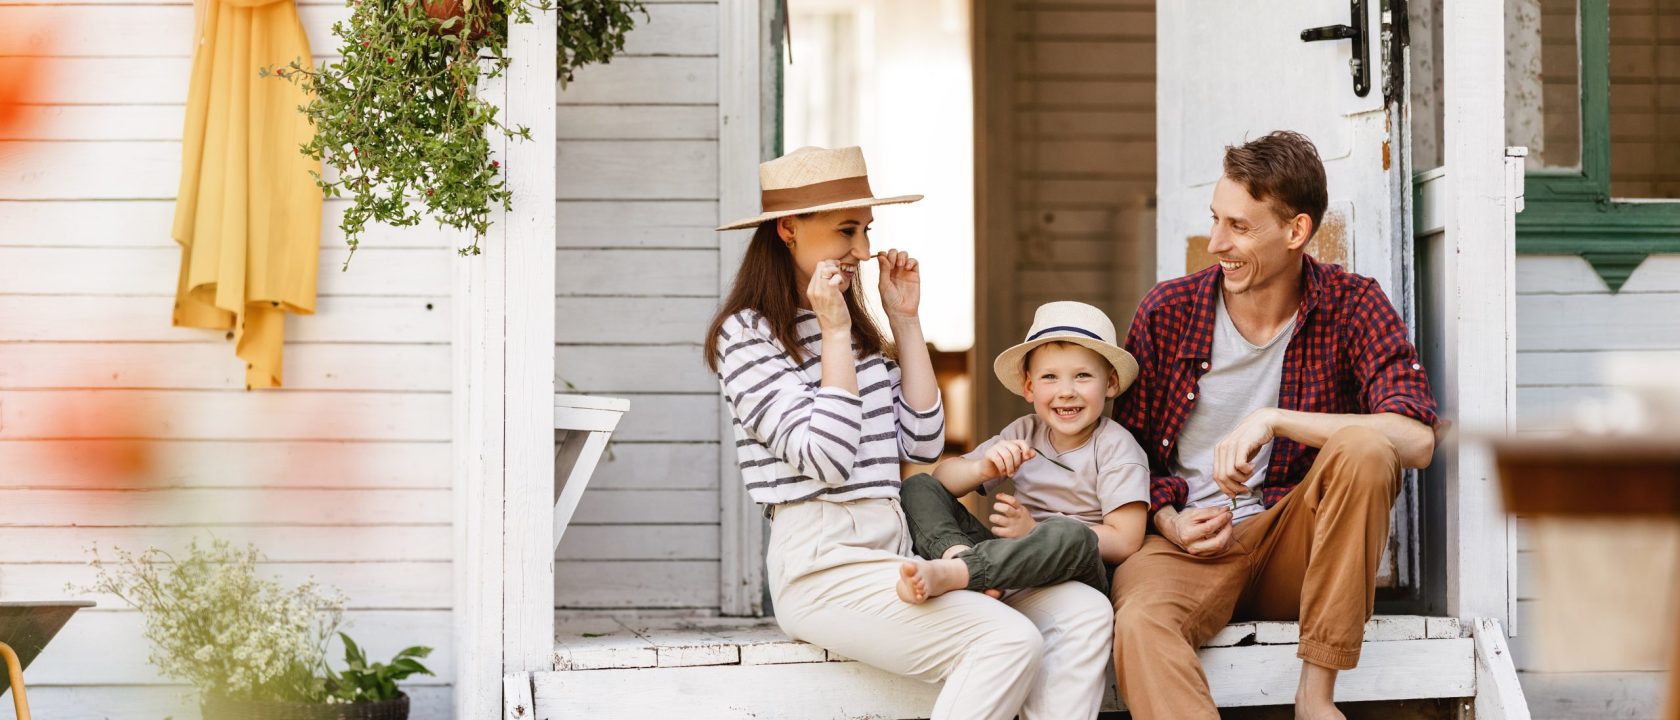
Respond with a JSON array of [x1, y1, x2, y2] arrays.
[[978, 439, 1035, 481], [1213, 407, 1277, 500], [989, 493, 1038, 539], [1160, 506, 1234, 557]]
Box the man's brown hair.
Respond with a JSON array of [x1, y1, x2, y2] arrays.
[[1222, 131, 1329, 239]]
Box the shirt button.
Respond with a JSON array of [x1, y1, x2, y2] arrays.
[[1201, 361, 1210, 370], [1412, 363, 1422, 370], [1161, 438, 1170, 447], [1186, 392, 1196, 400]]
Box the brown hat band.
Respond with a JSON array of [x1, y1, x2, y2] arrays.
[[761, 175, 874, 213]]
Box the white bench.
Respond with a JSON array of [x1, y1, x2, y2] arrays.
[[524, 613, 1526, 718]]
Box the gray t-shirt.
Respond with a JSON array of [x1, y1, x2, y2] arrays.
[[1170, 292, 1296, 524], [964, 415, 1150, 526]]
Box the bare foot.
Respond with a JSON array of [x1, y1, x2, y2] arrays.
[[1295, 660, 1343, 719], [895, 559, 969, 604], [1293, 698, 1345, 720], [937, 547, 998, 597]]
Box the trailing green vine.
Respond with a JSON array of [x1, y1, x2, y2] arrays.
[[267, 0, 645, 262]]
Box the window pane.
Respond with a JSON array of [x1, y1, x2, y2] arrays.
[[1511, 0, 1583, 170], [1607, 0, 1680, 199]]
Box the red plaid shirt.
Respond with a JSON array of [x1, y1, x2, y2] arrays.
[[1112, 254, 1438, 513]]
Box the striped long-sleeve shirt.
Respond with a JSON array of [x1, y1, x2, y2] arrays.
[[716, 309, 945, 506]]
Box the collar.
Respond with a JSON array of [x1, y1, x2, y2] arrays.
[[1176, 253, 1326, 360]]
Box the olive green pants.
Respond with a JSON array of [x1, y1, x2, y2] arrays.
[[900, 473, 1110, 596]]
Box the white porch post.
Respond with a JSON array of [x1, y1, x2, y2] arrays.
[[1440, 0, 1515, 626], [718, 0, 768, 617], [454, 6, 559, 716]]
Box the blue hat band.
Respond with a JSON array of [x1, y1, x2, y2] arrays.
[[1027, 325, 1103, 342]]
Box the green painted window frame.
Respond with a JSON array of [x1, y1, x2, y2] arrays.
[[1515, 0, 1680, 292]]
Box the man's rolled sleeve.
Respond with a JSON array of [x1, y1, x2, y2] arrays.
[[1148, 475, 1188, 514]]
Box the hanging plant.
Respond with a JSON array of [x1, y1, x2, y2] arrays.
[[267, 0, 646, 261]]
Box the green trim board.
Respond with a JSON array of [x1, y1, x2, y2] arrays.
[[1513, 0, 1680, 292]]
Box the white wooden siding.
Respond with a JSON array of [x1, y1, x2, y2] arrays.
[[555, 0, 724, 611], [0, 0, 454, 716], [1511, 254, 1680, 718]]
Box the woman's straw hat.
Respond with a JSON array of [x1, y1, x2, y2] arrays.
[[993, 301, 1140, 396], [717, 146, 923, 231]]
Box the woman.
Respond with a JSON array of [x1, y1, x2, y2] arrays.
[[705, 146, 1113, 720]]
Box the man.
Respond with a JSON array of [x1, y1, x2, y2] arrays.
[[1110, 131, 1438, 720]]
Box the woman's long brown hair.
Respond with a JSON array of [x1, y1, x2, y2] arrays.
[[704, 219, 895, 373]]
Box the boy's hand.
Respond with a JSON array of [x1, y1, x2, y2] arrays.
[[989, 493, 1038, 539], [979, 439, 1036, 480]]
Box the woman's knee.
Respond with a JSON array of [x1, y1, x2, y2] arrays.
[[981, 611, 1047, 663]]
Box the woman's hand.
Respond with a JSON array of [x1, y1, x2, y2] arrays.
[[807, 259, 852, 334], [876, 249, 920, 320], [979, 439, 1036, 481]]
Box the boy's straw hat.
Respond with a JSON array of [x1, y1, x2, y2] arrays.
[[717, 146, 923, 231], [993, 301, 1140, 396]]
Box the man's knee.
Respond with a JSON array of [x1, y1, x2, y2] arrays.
[[1322, 426, 1400, 485]]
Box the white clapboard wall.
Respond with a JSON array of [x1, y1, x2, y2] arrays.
[[554, 0, 725, 611], [0, 1, 457, 717], [1510, 254, 1680, 718]]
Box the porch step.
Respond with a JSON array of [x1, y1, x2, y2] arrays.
[[536, 614, 1476, 718]]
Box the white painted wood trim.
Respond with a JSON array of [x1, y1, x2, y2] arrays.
[[532, 638, 1475, 717], [555, 393, 632, 415], [454, 8, 558, 717], [1441, 0, 1515, 626], [554, 430, 612, 550], [503, 671, 535, 720], [453, 115, 507, 720], [1472, 618, 1533, 719], [717, 0, 767, 617], [501, 0, 559, 677]]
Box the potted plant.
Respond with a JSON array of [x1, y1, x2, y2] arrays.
[[267, 0, 646, 261], [78, 538, 434, 719]]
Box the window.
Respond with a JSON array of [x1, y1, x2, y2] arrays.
[[1513, 0, 1680, 291]]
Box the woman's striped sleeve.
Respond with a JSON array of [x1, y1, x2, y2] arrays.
[[717, 312, 863, 486]]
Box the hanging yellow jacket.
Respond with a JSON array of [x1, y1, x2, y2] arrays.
[[172, 0, 321, 389]]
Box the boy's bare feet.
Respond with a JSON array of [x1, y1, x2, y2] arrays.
[[896, 559, 970, 604], [938, 545, 1002, 599]]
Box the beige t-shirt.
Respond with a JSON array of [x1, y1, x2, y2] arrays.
[[964, 415, 1150, 526]]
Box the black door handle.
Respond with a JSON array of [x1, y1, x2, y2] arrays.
[[1301, 0, 1370, 97]]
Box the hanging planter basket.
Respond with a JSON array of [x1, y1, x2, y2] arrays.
[[201, 693, 410, 720]]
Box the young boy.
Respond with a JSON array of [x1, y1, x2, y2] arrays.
[[896, 301, 1152, 604]]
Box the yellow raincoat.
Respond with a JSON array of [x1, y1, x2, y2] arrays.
[[172, 0, 321, 389]]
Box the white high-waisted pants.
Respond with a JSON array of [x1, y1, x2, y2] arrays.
[[767, 497, 1112, 720]]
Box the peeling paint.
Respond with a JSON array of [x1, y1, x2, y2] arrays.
[[1185, 235, 1215, 274], [1313, 209, 1351, 268]]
